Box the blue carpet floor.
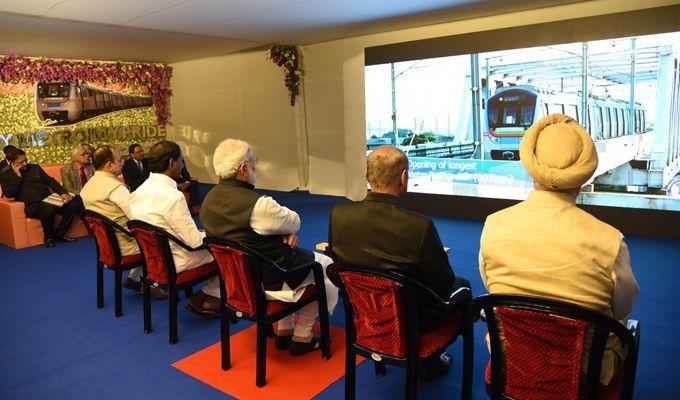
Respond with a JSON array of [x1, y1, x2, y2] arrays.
[[0, 186, 678, 399]]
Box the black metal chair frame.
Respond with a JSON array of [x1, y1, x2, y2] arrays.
[[127, 220, 218, 344], [472, 294, 640, 400], [203, 236, 331, 388], [81, 209, 142, 317], [329, 264, 474, 400]]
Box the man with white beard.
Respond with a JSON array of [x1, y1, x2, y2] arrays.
[[200, 138, 338, 356]]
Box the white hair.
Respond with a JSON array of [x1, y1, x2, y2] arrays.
[[213, 138, 250, 179], [71, 144, 88, 158]]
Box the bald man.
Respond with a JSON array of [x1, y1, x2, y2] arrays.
[[329, 145, 470, 379], [479, 114, 639, 385]]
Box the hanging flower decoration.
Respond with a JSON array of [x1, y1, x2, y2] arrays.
[[266, 44, 303, 106], [0, 55, 173, 125]]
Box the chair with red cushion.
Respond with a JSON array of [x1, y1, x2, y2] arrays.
[[472, 294, 640, 400], [327, 263, 474, 400], [81, 210, 143, 318], [203, 236, 331, 388], [127, 220, 218, 344]]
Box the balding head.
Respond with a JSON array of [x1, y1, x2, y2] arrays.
[[367, 145, 409, 196]]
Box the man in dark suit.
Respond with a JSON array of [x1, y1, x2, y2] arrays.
[[0, 144, 18, 175], [175, 161, 200, 214], [0, 147, 84, 247], [122, 143, 149, 192], [328, 145, 470, 378]]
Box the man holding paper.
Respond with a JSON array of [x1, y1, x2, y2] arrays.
[[0, 147, 84, 247]]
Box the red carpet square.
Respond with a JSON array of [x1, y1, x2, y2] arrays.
[[173, 324, 363, 399]]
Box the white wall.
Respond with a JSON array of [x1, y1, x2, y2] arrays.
[[169, 0, 677, 199]]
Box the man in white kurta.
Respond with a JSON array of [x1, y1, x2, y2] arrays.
[[479, 114, 640, 386], [129, 141, 221, 315], [200, 138, 338, 356]]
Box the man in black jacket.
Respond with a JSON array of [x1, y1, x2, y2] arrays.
[[175, 162, 200, 214], [121, 143, 149, 192], [328, 145, 470, 378], [0, 145, 18, 175], [0, 148, 84, 247]]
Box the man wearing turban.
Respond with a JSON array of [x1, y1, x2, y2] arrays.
[[479, 114, 639, 386]]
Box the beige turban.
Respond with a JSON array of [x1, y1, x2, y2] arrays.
[[519, 114, 598, 190]]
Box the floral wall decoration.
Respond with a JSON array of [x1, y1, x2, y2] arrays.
[[0, 55, 172, 125], [266, 44, 303, 106], [0, 55, 170, 164]]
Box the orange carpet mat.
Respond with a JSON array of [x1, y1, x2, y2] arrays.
[[173, 324, 364, 399]]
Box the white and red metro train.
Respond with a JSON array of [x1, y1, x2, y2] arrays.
[[36, 81, 153, 124]]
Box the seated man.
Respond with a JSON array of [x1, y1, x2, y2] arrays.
[[175, 162, 200, 215], [0, 147, 83, 247], [479, 114, 640, 386], [122, 143, 149, 192], [80, 145, 164, 298], [328, 145, 469, 377], [200, 138, 338, 356], [0, 144, 18, 175], [129, 141, 220, 316], [60, 144, 95, 195]]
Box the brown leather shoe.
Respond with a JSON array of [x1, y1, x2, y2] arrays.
[[186, 291, 221, 319], [122, 277, 141, 292], [142, 285, 168, 300]]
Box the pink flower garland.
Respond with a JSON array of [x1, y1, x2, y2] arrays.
[[0, 55, 173, 125]]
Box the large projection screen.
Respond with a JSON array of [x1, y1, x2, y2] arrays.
[[364, 6, 680, 212]]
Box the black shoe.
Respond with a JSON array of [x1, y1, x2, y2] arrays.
[[289, 334, 322, 356], [58, 235, 77, 243], [122, 278, 142, 292], [418, 351, 453, 381], [44, 239, 56, 248], [275, 334, 293, 350]]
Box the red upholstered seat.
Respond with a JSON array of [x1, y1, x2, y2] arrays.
[[266, 285, 317, 316], [418, 310, 463, 357], [211, 245, 258, 315], [204, 238, 331, 388], [177, 262, 218, 285], [127, 220, 219, 344], [120, 253, 142, 266], [339, 271, 463, 359], [484, 308, 588, 400], [83, 210, 143, 318], [330, 265, 474, 400], [474, 294, 640, 400]]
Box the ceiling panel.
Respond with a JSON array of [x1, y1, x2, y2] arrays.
[[123, 0, 298, 32], [43, 0, 188, 25], [0, 0, 591, 62]]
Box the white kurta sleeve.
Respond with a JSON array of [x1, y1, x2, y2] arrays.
[[165, 195, 204, 248], [109, 184, 133, 219], [611, 240, 640, 321], [250, 195, 301, 235]]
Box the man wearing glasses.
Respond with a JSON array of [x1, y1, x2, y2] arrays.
[[0, 147, 84, 247], [200, 139, 338, 356], [60, 144, 95, 195]]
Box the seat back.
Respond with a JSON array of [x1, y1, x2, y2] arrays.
[[82, 210, 121, 266], [335, 269, 410, 359], [473, 294, 639, 400], [205, 240, 258, 316], [127, 220, 175, 285]]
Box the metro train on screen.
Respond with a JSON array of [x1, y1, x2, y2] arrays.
[[484, 86, 648, 160], [36, 81, 153, 124]]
